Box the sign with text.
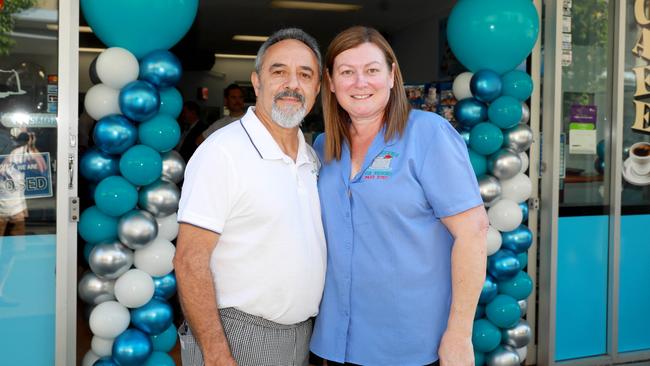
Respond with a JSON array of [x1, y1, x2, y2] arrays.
[[0, 151, 52, 199]]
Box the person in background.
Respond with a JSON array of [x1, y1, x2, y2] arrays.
[[196, 83, 246, 145], [174, 28, 325, 366], [309, 26, 488, 366], [176, 101, 205, 162]]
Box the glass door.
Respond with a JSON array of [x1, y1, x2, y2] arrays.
[[0, 0, 78, 364]]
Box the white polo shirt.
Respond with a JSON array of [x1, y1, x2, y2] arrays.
[[177, 107, 326, 325]]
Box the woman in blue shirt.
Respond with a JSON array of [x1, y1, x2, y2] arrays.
[[310, 26, 488, 366]]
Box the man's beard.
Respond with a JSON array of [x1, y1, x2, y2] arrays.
[[271, 89, 307, 128]]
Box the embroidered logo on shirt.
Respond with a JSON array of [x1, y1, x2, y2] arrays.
[[364, 150, 399, 181]]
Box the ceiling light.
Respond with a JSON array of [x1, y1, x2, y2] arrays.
[[79, 47, 105, 53], [233, 35, 269, 42], [271, 1, 361, 11], [47, 24, 93, 33], [215, 53, 257, 60]]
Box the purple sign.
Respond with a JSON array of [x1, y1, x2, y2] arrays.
[[570, 104, 597, 123]]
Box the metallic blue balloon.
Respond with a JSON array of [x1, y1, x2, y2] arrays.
[[488, 249, 520, 281], [131, 298, 174, 335], [119, 80, 160, 122], [80, 148, 119, 183], [112, 329, 153, 366], [470, 70, 502, 103], [501, 225, 533, 253], [519, 201, 529, 223], [479, 275, 499, 304], [454, 98, 488, 128], [94, 357, 119, 366], [93, 114, 138, 155], [460, 129, 471, 146], [153, 272, 177, 300], [139, 50, 183, 88]]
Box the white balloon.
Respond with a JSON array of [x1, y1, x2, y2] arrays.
[[500, 173, 532, 203], [487, 225, 502, 255], [89, 301, 130, 338], [452, 71, 474, 100], [82, 350, 100, 366], [134, 237, 176, 277], [96, 47, 139, 89], [114, 269, 155, 308], [488, 199, 523, 232], [91, 336, 114, 357], [156, 213, 179, 241], [519, 151, 529, 174], [516, 345, 528, 362], [84, 83, 120, 121]]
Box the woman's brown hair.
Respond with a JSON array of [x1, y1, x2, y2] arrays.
[[322, 26, 411, 161]]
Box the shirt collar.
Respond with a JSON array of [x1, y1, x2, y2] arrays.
[[240, 107, 311, 165]]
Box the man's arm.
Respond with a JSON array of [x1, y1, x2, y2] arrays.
[[438, 205, 489, 366], [174, 223, 236, 366]]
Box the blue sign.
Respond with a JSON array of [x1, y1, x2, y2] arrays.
[[0, 151, 52, 199]]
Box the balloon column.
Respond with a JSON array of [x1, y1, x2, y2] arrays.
[[447, 1, 539, 365], [79, 1, 197, 365]]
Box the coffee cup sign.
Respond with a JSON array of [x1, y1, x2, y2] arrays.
[[630, 142, 650, 176]]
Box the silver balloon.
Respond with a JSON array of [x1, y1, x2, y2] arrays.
[[520, 102, 530, 124], [161, 150, 186, 184], [138, 180, 180, 217], [117, 210, 158, 249], [501, 319, 532, 348], [503, 124, 533, 153], [78, 271, 115, 304], [89, 241, 134, 280], [478, 175, 502, 206], [487, 345, 521, 366], [488, 148, 522, 180], [518, 299, 528, 316]]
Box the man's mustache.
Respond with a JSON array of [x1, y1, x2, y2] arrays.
[[273, 89, 305, 105]]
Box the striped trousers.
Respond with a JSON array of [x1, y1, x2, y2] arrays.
[[179, 307, 313, 366]]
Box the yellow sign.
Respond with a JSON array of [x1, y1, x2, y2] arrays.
[[632, 0, 650, 133]]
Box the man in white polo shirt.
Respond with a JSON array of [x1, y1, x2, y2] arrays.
[[174, 28, 325, 366]]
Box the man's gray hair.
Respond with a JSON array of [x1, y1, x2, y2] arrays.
[[255, 28, 322, 77]]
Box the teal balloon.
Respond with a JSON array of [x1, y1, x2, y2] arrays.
[[159, 88, 183, 118], [597, 139, 606, 160], [469, 149, 487, 176], [139, 50, 182, 88], [454, 98, 487, 128], [460, 130, 471, 146], [470, 122, 504, 155], [143, 351, 175, 366], [138, 114, 181, 152], [485, 294, 521, 328], [498, 271, 533, 300], [94, 176, 138, 217], [93, 114, 138, 155], [119, 81, 160, 122], [112, 329, 153, 366], [488, 249, 520, 281], [517, 252, 528, 269], [519, 201, 529, 222], [475, 350, 486, 366], [119, 145, 163, 186], [488, 96, 523, 129], [79, 206, 118, 243], [80, 0, 199, 59], [83, 242, 96, 264], [447, 0, 539, 74], [80, 148, 119, 183], [595, 158, 605, 174], [501, 70, 533, 101], [151, 324, 178, 352], [501, 225, 533, 253], [473, 318, 501, 353], [94, 358, 119, 366], [470, 70, 502, 103]]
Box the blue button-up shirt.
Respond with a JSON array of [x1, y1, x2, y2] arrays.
[[310, 110, 483, 365]]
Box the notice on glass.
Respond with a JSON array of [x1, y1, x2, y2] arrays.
[[569, 129, 597, 155]]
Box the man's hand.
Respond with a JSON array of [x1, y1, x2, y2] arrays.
[[438, 329, 475, 366]]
